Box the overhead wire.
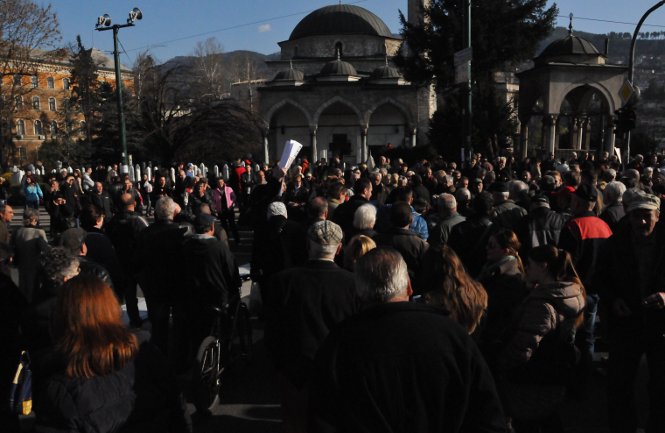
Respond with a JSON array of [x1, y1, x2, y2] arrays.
[[122, 0, 370, 54], [557, 14, 665, 30]]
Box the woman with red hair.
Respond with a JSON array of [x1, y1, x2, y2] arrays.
[[34, 275, 191, 433]]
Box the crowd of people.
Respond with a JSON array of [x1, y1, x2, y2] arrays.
[[0, 149, 664, 433]]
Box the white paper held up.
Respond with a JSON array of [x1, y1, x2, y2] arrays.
[[278, 139, 303, 171]]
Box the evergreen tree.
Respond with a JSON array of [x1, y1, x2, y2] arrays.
[[395, 0, 557, 157]]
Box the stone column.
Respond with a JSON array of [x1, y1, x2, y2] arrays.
[[310, 127, 318, 163], [571, 117, 580, 150], [263, 132, 270, 165], [543, 114, 558, 155], [411, 128, 417, 148], [360, 127, 368, 162], [519, 122, 529, 159], [583, 117, 592, 151], [607, 116, 617, 157], [576, 117, 585, 150]]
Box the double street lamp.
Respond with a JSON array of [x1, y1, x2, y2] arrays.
[[95, 7, 143, 174]]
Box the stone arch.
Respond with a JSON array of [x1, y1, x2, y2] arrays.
[[553, 82, 616, 115], [556, 84, 614, 152], [313, 96, 363, 126], [365, 98, 412, 126], [264, 98, 312, 126]]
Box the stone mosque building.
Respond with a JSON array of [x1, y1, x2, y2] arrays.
[[258, 1, 434, 164]]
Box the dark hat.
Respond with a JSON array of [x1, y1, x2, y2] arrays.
[[530, 194, 550, 208], [59, 228, 87, 255], [540, 175, 556, 192], [488, 182, 508, 193], [472, 191, 494, 216], [194, 213, 216, 231], [625, 190, 660, 213], [574, 183, 598, 202], [307, 220, 343, 245]]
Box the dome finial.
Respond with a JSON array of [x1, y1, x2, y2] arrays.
[[385, 55, 389, 67], [336, 46, 341, 61], [289, 59, 294, 70], [568, 13, 574, 36]]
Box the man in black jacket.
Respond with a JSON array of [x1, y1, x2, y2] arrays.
[[309, 248, 507, 433], [376, 202, 428, 287], [266, 220, 358, 433], [180, 213, 241, 371], [134, 197, 187, 357], [332, 177, 372, 240], [106, 193, 149, 327], [598, 191, 665, 433], [559, 183, 612, 370]]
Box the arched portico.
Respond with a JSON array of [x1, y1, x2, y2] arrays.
[[517, 26, 627, 159]]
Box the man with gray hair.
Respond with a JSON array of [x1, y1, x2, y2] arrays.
[[134, 196, 188, 357], [309, 248, 506, 433], [266, 220, 358, 433], [352, 203, 377, 239], [600, 180, 626, 232], [430, 193, 466, 246]]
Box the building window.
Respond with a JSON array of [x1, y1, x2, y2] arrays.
[[16, 120, 25, 136], [15, 96, 23, 110], [47, 77, 54, 89], [32, 96, 40, 110], [31, 75, 38, 88], [50, 121, 58, 136], [334, 42, 343, 57], [48, 97, 56, 111], [13, 74, 21, 86], [62, 78, 70, 90], [34, 120, 43, 136]]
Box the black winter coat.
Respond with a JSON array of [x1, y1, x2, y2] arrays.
[[34, 343, 192, 433], [309, 302, 507, 433]]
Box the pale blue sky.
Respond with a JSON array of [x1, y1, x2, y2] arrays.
[[49, 0, 665, 64]]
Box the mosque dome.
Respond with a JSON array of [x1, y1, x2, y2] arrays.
[[320, 58, 358, 76], [273, 67, 305, 82], [536, 16, 605, 65], [371, 64, 401, 79], [289, 4, 393, 41]]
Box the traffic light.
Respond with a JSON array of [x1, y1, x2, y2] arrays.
[[614, 107, 636, 134]]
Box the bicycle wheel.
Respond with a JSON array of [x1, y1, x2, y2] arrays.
[[192, 336, 222, 413]]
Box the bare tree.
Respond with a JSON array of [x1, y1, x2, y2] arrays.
[[228, 52, 260, 112], [192, 37, 226, 101], [0, 0, 60, 165]]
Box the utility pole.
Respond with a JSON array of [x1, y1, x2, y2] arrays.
[[465, 0, 473, 160], [95, 8, 143, 174], [626, 1, 665, 162]]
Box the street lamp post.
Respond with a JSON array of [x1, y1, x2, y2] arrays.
[[95, 8, 143, 174], [465, 0, 472, 159], [625, 1, 665, 162]]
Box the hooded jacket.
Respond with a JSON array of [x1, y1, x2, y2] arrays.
[[499, 281, 585, 373]]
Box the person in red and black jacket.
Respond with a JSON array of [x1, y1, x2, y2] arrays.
[[558, 182, 612, 374]]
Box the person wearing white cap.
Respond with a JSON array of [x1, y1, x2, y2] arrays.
[[266, 220, 358, 433], [598, 190, 665, 433]]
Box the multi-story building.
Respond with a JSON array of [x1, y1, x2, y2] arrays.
[[1, 48, 132, 163]]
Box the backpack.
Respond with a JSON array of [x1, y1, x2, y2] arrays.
[[8, 351, 32, 415]]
